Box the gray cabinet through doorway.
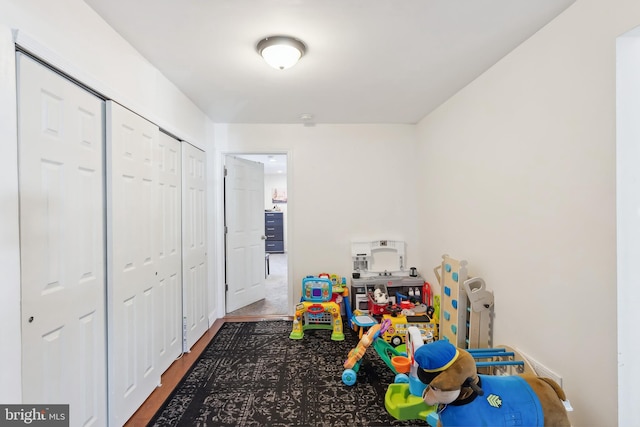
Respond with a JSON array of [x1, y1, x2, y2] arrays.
[[265, 211, 284, 253]]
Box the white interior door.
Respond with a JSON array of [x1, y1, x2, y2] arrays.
[[225, 156, 266, 313], [155, 132, 183, 374], [182, 142, 208, 351], [18, 53, 107, 426], [106, 101, 161, 425]]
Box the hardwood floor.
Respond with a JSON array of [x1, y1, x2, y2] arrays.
[[124, 315, 292, 427]]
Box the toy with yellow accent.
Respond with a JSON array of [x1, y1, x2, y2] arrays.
[[380, 313, 438, 348], [342, 318, 408, 386], [385, 326, 437, 422], [344, 320, 387, 371], [289, 277, 344, 341], [350, 309, 378, 339]]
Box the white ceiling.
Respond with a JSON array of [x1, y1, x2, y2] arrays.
[[84, 0, 575, 125]]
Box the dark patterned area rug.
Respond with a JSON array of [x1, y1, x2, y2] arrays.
[[150, 320, 429, 427]]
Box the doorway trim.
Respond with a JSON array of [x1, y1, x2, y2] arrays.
[[218, 151, 293, 317], [616, 24, 640, 426], [0, 26, 23, 400]]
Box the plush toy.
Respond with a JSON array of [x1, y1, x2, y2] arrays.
[[414, 341, 571, 427], [373, 288, 389, 304]]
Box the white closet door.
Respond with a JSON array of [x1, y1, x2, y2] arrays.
[[18, 53, 107, 426], [155, 132, 183, 373], [106, 101, 161, 425], [182, 142, 208, 350]]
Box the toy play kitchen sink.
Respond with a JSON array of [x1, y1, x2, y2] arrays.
[[350, 240, 424, 312]]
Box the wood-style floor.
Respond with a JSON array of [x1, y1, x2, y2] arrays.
[[123, 315, 291, 427]]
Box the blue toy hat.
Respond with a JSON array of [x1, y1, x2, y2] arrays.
[[414, 340, 459, 373]]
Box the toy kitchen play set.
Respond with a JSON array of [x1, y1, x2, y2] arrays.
[[350, 240, 426, 313]]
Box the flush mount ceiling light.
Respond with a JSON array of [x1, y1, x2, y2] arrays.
[[257, 36, 306, 70]]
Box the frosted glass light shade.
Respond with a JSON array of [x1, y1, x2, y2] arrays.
[[257, 36, 306, 70]]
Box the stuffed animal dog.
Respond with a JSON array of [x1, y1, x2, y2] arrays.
[[373, 288, 389, 304], [414, 341, 571, 427]]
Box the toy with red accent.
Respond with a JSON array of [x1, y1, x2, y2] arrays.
[[290, 276, 345, 341], [367, 283, 391, 316]]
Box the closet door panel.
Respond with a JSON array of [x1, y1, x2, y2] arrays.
[[182, 142, 208, 350], [156, 132, 183, 373], [18, 53, 107, 427], [107, 101, 160, 426]]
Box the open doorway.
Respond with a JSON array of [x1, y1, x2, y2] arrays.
[[225, 153, 289, 317]]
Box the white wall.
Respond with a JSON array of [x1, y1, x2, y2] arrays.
[[265, 174, 288, 211], [214, 124, 420, 305], [415, 0, 640, 425], [616, 25, 640, 426], [0, 0, 214, 402]]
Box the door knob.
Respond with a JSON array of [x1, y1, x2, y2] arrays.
[[261, 235, 267, 240]]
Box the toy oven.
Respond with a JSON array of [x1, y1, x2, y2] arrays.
[[353, 286, 370, 313]]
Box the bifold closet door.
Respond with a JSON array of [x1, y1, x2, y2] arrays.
[[18, 53, 107, 426], [182, 142, 208, 350], [106, 101, 162, 426], [155, 132, 183, 374]]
